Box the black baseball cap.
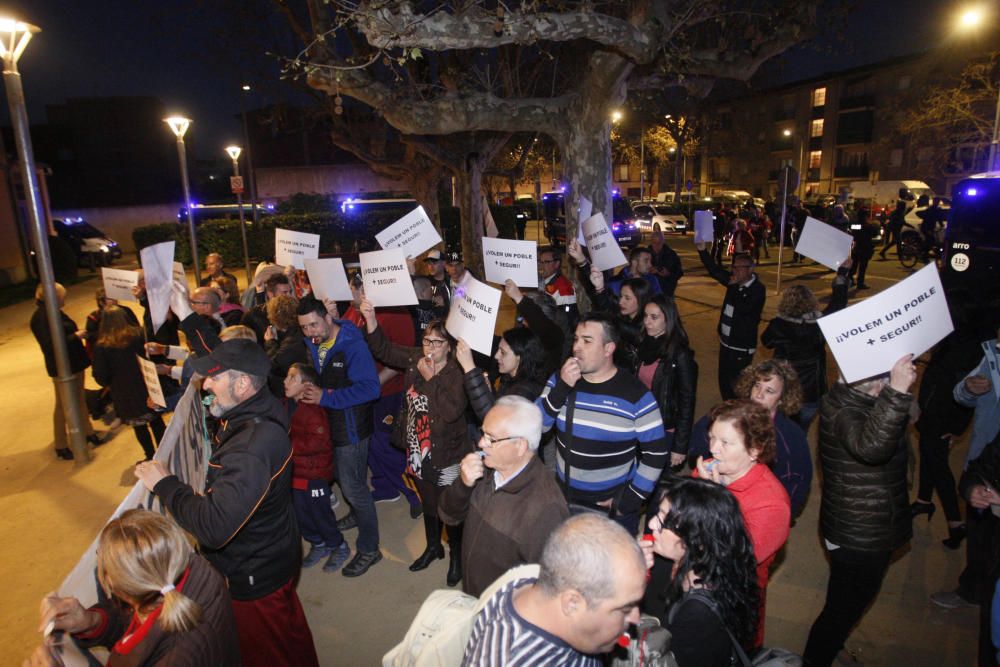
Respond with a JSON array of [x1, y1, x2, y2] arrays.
[[445, 250, 463, 263], [189, 339, 272, 378]]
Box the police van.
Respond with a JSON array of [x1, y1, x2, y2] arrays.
[[942, 172, 1000, 299]]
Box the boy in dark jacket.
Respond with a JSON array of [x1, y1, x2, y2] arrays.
[[285, 363, 350, 572]]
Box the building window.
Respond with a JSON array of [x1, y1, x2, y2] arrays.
[[917, 147, 933, 164], [811, 119, 824, 137], [618, 164, 630, 181], [812, 87, 827, 107], [710, 158, 730, 181], [889, 149, 903, 167], [809, 151, 822, 169], [837, 148, 869, 168]]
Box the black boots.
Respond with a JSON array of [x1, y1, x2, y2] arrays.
[[410, 512, 445, 571], [447, 523, 463, 588], [943, 524, 967, 550]]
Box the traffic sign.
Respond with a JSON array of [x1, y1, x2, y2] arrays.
[[230, 176, 244, 194]]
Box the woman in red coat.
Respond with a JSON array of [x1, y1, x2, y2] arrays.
[[695, 399, 790, 650]]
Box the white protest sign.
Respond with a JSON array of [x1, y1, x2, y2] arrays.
[[304, 257, 353, 302], [582, 212, 628, 272], [101, 267, 139, 302], [359, 248, 419, 307], [446, 274, 501, 356], [482, 238, 538, 288], [375, 206, 443, 258], [818, 263, 953, 383], [275, 228, 320, 269], [172, 261, 186, 283], [694, 210, 714, 244], [137, 355, 167, 408], [483, 195, 499, 238], [795, 216, 854, 269], [139, 241, 174, 334]]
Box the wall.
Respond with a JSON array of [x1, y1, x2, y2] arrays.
[[52, 203, 179, 255]]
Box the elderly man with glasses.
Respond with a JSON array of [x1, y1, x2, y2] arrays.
[[439, 396, 569, 597]]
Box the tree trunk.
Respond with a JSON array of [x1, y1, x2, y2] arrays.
[[673, 139, 685, 200], [409, 166, 445, 238], [454, 161, 486, 277]]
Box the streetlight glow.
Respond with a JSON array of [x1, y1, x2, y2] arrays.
[[242, 84, 251, 91], [611, 110, 623, 123], [957, 6, 985, 29], [783, 128, 792, 136], [164, 116, 191, 138], [0, 17, 39, 64], [225, 145, 242, 161]]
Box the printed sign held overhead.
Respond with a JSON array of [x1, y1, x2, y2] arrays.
[[375, 206, 442, 258], [446, 274, 502, 356], [795, 216, 854, 270], [693, 210, 714, 245], [818, 263, 953, 383], [275, 228, 320, 269], [482, 238, 538, 288], [359, 248, 419, 307], [139, 241, 175, 334], [304, 258, 354, 302], [582, 212, 627, 272]]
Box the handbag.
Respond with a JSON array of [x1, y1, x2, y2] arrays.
[[684, 590, 803, 667]]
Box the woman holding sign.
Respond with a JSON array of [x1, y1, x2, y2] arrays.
[[359, 298, 470, 587], [92, 306, 166, 461]]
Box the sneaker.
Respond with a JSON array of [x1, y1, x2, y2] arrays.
[[374, 492, 401, 504], [329, 492, 340, 511], [930, 590, 978, 609], [322, 542, 352, 573], [337, 512, 358, 531], [87, 433, 106, 447], [409, 503, 423, 519], [302, 543, 333, 568], [341, 549, 382, 577]]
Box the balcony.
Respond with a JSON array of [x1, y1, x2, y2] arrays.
[[839, 94, 875, 110], [834, 165, 870, 178]]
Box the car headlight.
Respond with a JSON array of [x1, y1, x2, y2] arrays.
[[100, 246, 109, 253]]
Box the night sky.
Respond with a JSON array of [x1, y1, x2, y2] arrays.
[[3, 0, 992, 158]]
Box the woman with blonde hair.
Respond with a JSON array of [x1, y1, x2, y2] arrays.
[[26, 509, 239, 666]]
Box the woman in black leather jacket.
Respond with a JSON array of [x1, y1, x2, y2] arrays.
[[637, 294, 698, 470]]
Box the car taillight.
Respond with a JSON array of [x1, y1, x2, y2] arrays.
[[612, 222, 622, 231]]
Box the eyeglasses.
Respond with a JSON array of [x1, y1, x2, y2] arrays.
[[479, 432, 522, 448], [422, 338, 448, 348], [189, 300, 212, 306]]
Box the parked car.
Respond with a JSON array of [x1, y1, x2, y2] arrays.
[[543, 191, 640, 248], [53, 218, 122, 268], [632, 202, 688, 234]]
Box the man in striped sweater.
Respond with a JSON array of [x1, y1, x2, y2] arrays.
[[537, 312, 668, 534]]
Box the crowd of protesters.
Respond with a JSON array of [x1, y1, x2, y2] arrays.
[[25, 213, 1000, 667]]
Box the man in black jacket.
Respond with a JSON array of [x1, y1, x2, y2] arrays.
[[135, 338, 319, 666], [803, 355, 917, 666], [696, 247, 766, 400]]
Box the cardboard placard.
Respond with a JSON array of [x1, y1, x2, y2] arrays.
[[359, 249, 419, 307], [101, 267, 139, 302], [375, 206, 442, 258], [795, 216, 854, 269], [137, 355, 167, 409], [445, 274, 501, 356], [139, 242, 175, 334], [275, 228, 320, 269], [304, 257, 354, 302], [818, 263, 953, 383], [693, 210, 714, 244], [582, 212, 627, 272], [481, 238, 538, 288]]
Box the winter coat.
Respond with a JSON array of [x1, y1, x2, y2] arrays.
[[817, 381, 913, 552], [265, 326, 308, 398], [289, 401, 334, 481], [30, 304, 90, 377], [92, 336, 155, 422], [464, 370, 547, 425], [649, 345, 698, 455]]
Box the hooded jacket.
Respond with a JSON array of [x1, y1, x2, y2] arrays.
[[154, 387, 299, 600]]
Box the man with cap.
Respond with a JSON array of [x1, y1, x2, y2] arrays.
[[135, 338, 319, 667], [444, 250, 473, 304], [422, 249, 451, 312]]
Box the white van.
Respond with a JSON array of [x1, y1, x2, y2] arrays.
[[848, 180, 933, 206]]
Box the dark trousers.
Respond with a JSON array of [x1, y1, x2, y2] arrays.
[[916, 431, 962, 522], [230, 578, 319, 667], [849, 251, 873, 286], [718, 346, 754, 400], [880, 225, 901, 257], [368, 392, 419, 506], [803, 547, 891, 667], [133, 415, 166, 461], [958, 510, 1000, 666], [292, 479, 344, 549]]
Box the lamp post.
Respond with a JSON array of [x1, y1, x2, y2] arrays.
[[165, 116, 201, 284], [239, 84, 260, 226], [784, 128, 806, 198], [225, 145, 252, 280], [1, 17, 90, 461]]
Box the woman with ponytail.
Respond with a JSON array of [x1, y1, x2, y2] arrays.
[[25, 509, 240, 666]]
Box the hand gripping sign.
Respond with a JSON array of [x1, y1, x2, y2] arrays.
[[582, 212, 628, 272], [482, 237, 538, 288], [818, 263, 953, 383], [359, 248, 419, 307], [375, 205, 443, 258], [446, 274, 502, 356]]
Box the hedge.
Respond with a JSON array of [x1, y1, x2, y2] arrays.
[[133, 206, 517, 265]]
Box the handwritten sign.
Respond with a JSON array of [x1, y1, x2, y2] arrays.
[[137, 355, 167, 408], [818, 263, 953, 383], [582, 212, 627, 272], [275, 228, 319, 269], [482, 238, 538, 288], [101, 267, 139, 302], [795, 216, 854, 269], [693, 210, 714, 245], [359, 248, 418, 307], [446, 274, 501, 356], [375, 206, 442, 258], [139, 242, 174, 334], [304, 257, 353, 302]]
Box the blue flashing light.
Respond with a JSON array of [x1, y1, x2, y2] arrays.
[[612, 189, 619, 195], [967, 187, 978, 197], [266, 203, 275, 210]]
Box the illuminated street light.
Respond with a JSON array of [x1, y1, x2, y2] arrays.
[[954, 5, 999, 170], [165, 115, 201, 284], [958, 6, 985, 29], [611, 110, 623, 123], [239, 84, 260, 225], [224, 145, 252, 280], [0, 17, 90, 461], [783, 128, 792, 137]]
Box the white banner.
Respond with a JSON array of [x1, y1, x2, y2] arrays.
[[446, 274, 501, 356], [139, 242, 174, 334], [359, 249, 419, 307], [375, 206, 442, 258], [795, 216, 854, 269], [275, 228, 320, 269], [304, 257, 353, 302], [101, 267, 139, 303], [137, 355, 167, 409], [694, 210, 714, 244], [582, 212, 628, 272], [172, 261, 186, 283], [482, 238, 538, 288], [818, 263, 954, 383]]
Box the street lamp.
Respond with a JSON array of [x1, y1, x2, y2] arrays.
[[611, 110, 623, 123], [165, 116, 201, 284], [954, 5, 999, 171], [225, 145, 252, 280], [782, 128, 805, 197], [1, 17, 90, 461], [239, 84, 260, 226]]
